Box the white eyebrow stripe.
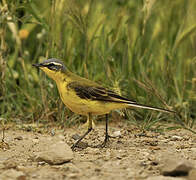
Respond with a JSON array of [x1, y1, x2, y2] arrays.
[[46, 62, 63, 66]]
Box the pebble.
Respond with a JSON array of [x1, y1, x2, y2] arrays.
[[170, 135, 183, 141], [161, 158, 194, 176], [14, 136, 23, 140], [32, 139, 39, 143], [3, 159, 17, 169], [111, 130, 121, 137], [35, 141, 73, 165], [67, 173, 80, 178]]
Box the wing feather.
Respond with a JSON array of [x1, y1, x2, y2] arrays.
[[67, 82, 136, 103], [67, 82, 174, 113]]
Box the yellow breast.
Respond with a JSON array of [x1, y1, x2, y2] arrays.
[[56, 80, 126, 115]]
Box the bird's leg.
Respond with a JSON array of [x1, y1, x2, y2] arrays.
[[101, 114, 110, 147], [71, 113, 93, 150], [81, 118, 95, 130], [101, 114, 119, 147]]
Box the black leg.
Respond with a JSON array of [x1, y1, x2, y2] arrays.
[[102, 114, 110, 147], [71, 113, 93, 150], [71, 127, 92, 150]]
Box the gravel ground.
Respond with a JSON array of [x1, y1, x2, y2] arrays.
[[0, 123, 196, 180]]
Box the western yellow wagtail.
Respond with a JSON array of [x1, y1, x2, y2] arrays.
[[33, 58, 175, 149]]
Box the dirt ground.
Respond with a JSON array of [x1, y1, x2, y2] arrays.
[[0, 122, 196, 180]]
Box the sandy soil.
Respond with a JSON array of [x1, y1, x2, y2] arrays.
[[0, 123, 196, 180]]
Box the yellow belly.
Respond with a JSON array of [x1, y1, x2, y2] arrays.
[[58, 86, 125, 115], [62, 95, 126, 115], [56, 80, 127, 115], [65, 100, 110, 115]]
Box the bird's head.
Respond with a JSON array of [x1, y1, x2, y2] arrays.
[[33, 58, 67, 81]]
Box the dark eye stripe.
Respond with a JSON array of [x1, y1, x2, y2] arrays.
[[46, 63, 61, 71], [47, 63, 54, 67]]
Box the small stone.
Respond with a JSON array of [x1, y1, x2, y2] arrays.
[[32, 139, 39, 143], [38, 161, 46, 165], [170, 135, 183, 141], [67, 173, 80, 178], [14, 136, 23, 140], [3, 159, 17, 169], [150, 161, 159, 166], [95, 168, 101, 172], [35, 141, 73, 165], [161, 158, 194, 176], [140, 161, 147, 167], [111, 130, 121, 137], [149, 146, 161, 150], [50, 129, 55, 136]]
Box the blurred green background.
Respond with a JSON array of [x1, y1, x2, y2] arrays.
[[0, 0, 196, 131]]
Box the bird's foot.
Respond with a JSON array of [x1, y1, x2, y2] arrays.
[[71, 141, 89, 151], [101, 136, 109, 147], [71, 128, 93, 151], [71, 144, 77, 150], [92, 134, 110, 148]]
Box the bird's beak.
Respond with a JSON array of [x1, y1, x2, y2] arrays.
[[32, 63, 44, 68]]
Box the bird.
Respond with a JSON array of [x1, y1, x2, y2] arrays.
[[33, 58, 175, 149]]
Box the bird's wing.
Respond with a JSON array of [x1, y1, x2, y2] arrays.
[[67, 81, 136, 103], [67, 81, 175, 113]]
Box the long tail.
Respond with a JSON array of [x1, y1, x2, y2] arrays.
[[126, 102, 175, 113]]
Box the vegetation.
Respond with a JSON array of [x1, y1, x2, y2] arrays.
[[0, 0, 196, 131]]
